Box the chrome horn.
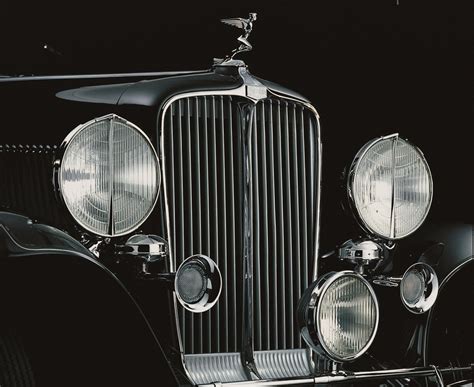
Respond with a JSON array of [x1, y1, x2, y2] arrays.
[[174, 255, 222, 313], [400, 262, 439, 314]]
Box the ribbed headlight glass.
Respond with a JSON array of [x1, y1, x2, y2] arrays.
[[317, 273, 378, 361], [350, 134, 433, 239], [59, 114, 160, 237]]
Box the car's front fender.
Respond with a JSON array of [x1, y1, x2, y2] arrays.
[[0, 211, 178, 387]]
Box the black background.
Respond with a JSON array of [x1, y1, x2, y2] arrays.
[[2, 0, 473, 249]]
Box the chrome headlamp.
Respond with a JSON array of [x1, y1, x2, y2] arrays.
[[347, 133, 433, 240], [298, 271, 379, 362], [56, 114, 160, 237]]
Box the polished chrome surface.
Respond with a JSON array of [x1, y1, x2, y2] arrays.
[[338, 239, 383, 263], [160, 84, 321, 383], [298, 271, 379, 362], [220, 13, 257, 63], [400, 262, 439, 314], [197, 365, 473, 386], [238, 67, 267, 101], [185, 349, 312, 385], [122, 234, 168, 262], [175, 254, 222, 313], [253, 349, 311, 380], [185, 353, 249, 384]]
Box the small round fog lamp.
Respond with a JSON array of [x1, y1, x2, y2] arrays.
[[175, 255, 222, 313], [400, 263, 438, 314]]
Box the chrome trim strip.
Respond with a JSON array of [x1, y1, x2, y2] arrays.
[[198, 365, 473, 386], [0, 70, 207, 82], [241, 103, 260, 378]]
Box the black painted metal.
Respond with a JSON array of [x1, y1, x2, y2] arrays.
[[0, 145, 63, 227]]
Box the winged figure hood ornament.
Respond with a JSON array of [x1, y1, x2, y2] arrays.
[[218, 13, 257, 64]]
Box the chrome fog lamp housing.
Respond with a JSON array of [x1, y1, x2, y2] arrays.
[[400, 262, 438, 314], [55, 114, 160, 237], [347, 133, 433, 240], [175, 255, 222, 313], [298, 271, 379, 362]]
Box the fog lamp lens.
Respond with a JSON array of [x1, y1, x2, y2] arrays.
[[402, 271, 425, 304], [176, 264, 207, 304], [400, 263, 438, 314], [175, 255, 222, 313]]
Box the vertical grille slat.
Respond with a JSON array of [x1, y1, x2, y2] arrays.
[[163, 94, 318, 356], [184, 98, 195, 352], [226, 97, 238, 352], [217, 96, 229, 352], [252, 109, 261, 350], [298, 107, 309, 294], [258, 102, 271, 350], [274, 100, 287, 348], [290, 104, 302, 346], [282, 101, 294, 348], [193, 97, 203, 353], [266, 101, 279, 349], [202, 97, 212, 353], [210, 96, 220, 353], [176, 99, 186, 348]]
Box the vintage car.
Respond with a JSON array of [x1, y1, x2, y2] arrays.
[[0, 13, 472, 387]]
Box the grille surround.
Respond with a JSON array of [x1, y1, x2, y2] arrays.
[[160, 87, 321, 383]]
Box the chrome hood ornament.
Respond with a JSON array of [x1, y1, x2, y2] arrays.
[[219, 12, 257, 63]]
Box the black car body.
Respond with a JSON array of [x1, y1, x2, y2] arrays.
[[0, 14, 472, 387]]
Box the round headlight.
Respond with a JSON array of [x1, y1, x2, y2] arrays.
[[298, 271, 379, 362], [57, 114, 160, 237], [348, 133, 433, 240]]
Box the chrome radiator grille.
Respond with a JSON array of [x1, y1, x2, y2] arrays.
[[162, 94, 319, 356], [251, 99, 317, 350]]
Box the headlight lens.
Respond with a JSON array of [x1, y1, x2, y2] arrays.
[[349, 133, 433, 239], [298, 271, 379, 362], [58, 114, 160, 237]]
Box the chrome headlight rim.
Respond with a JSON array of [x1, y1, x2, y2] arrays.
[[54, 114, 161, 238], [347, 133, 433, 241], [299, 271, 379, 362]]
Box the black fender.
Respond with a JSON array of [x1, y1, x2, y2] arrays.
[[403, 222, 473, 367], [369, 222, 473, 369], [424, 256, 474, 368], [0, 211, 178, 387]]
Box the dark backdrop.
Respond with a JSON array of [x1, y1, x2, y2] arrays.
[[2, 0, 472, 249]]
